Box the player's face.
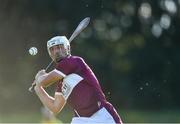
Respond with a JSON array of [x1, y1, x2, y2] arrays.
[[49, 44, 67, 62]]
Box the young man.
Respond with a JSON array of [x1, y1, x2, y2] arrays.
[[33, 36, 123, 123]]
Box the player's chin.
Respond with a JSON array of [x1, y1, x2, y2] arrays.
[[54, 54, 68, 62], [55, 56, 62, 63]]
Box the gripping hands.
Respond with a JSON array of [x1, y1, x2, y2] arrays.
[[29, 69, 47, 92]]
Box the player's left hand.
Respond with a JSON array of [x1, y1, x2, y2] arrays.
[[35, 69, 46, 80], [34, 82, 42, 94]]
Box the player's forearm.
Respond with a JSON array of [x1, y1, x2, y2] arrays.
[[34, 85, 55, 111], [37, 74, 56, 87], [34, 85, 63, 114], [36, 70, 65, 88]]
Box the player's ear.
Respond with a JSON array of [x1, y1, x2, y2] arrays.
[[67, 45, 71, 55]]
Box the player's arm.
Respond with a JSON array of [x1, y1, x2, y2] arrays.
[[34, 84, 66, 114], [34, 73, 83, 114], [35, 69, 66, 88]]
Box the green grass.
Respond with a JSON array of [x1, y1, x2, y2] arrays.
[[0, 108, 72, 123], [0, 111, 41, 123], [0, 109, 180, 123]]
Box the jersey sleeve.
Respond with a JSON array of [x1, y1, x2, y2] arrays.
[[55, 57, 80, 92], [55, 57, 78, 75]]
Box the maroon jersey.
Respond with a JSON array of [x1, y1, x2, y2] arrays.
[[55, 55, 122, 123]]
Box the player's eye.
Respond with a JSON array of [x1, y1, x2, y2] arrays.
[[57, 44, 64, 49], [49, 47, 54, 51]]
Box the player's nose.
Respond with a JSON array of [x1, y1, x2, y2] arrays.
[[53, 47, 60, 54]]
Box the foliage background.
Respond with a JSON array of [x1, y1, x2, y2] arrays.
[[0, 0, 179, 122]]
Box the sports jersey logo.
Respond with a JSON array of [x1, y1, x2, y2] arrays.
[[61, 82, 71, 100]]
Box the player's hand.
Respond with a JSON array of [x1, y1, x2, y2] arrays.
[[34, 77, 42, 86], [35, 69, 46, 80], [32, 78, 42, 89], [29, 69, 46, 93], [34, 83, 42, 94]]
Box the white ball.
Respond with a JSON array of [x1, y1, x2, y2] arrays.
[[29, 47, 38, 56]]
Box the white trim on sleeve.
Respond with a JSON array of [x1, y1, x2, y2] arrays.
[[55, 92, 66, 101], [55, 92, 63, 96], [61, 73, 83, 100]]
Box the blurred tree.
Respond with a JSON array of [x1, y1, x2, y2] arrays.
[[0, 0, 179, 115]]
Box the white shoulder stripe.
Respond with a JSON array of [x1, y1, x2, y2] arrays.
[[62, 73, 83, 100], [63, 73, 83, 85]]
